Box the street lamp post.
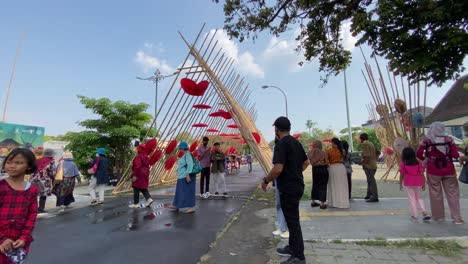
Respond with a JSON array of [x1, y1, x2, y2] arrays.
[[261, 85, 288, 118], [137, 69, 178, 128], [344, 68, 354, 152]]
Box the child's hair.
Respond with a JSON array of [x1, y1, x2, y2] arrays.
[[402, 147, 419, 166], [342, 140, 350, 157], [2, 148, 38, 174]]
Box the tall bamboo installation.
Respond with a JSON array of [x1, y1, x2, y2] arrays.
[[113, 26, 272, 194], [361, 49, 428, 181]]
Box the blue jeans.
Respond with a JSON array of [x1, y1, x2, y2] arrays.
[[275, 180, 288, 232]]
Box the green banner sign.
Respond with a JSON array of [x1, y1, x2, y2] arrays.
[[0, 122, 45, 151]]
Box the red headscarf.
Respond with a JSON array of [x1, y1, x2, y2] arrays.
[[36, 157, 54, 171]]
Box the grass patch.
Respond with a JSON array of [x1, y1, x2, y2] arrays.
[[331, 239, 343, 244], [253, 188, 274, 200], [357, 239, 463, 257]]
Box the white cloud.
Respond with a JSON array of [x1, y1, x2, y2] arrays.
[[134, 50, 175, 75], [144, 42, 165, 53], [340, 22, 357, 51], [208, 29, 265, 78], [262, 36, 303, 72]]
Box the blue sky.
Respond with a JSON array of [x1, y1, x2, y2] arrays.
[[0, 1, 466, 142]]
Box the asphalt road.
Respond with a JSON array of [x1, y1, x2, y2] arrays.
[[29, 167, 263, 264]]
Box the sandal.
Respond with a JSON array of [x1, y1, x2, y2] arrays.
[[422, 213, 431, 221], [453, 220, 465, 225], [167, 205, 179, 211], [183, 208, 195, 214], [320, 205, 328, 210], [311, 202, 320, 208]]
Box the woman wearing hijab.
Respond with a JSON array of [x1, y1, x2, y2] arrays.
[[53, 152, 81, 208], [31, 148, 57, 213], [129, 144, 153, 208], [417, 122, 463, 224], [326, 138, 350, 209], [88, 148, 109, 206], [307, 140, 329, 209], [168, 142, 196, 213]]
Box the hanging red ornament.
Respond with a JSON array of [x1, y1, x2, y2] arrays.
[[189, 141, 199, 152], [252, 132, 261, 144], [207, 128, 219, 133], [178, 151, 185, 158], [193, 104, 212, 109], [145, 138, 157, 155], [164, 156, 177, 170], [181, 78, 209, 96], [192, 123, 208, 128], [165, 140, 178, 155], [227, 124, 239, 129], [149, 149, 163, 166]]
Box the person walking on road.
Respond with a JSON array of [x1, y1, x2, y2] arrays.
[[197, 137, 212, 198], [326, 138, 350, 209], [0, 148, 39, 264], [261, 116, 309, 264], [417, 122, 463, 224], [247, 154, 253, 173], [30, 148, 57, 213], [129, 144, 154, 208], [88, 148, 109, 206], [272, 138, 289, 239], [342, 140, 353, 200], [211, 142, 227, 196], [169, 142, 196, 213], [308, 140, 329, 209], [399, 147, 431, 222], [53, 152, 81, 208], [359, 133, 379, 202]]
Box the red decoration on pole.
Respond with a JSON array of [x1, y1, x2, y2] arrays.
[[292, 133, 302, 140], [227, 124, 239, 129], [192, 123, 208, 128], [252, 132, 261, 144], [207, 128, 219, 133], [181, 78, 209, 96], [165, 140, 178, 155], [164, 156, 177, 170], [149, 149, 163, 166], [189, 141, 199, 152], [145, 138, 157, 155], [193, 104, 212, 109], [177, 151, 185, 158]]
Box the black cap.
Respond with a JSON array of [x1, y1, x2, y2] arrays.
[[273, 116, 291, 131], [203, 136, 209, 142]]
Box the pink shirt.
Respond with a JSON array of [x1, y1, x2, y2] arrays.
[[400, 162, 424, 186]]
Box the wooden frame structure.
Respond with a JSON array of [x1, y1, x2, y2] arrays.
[[113, 25, 272, 194]]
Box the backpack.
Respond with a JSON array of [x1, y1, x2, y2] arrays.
[[423, 137, 454, 169], [185, 153, 203, 174]]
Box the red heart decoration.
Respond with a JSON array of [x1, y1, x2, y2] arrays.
[[189, 141, 199, 153], [165, 140, 178, 155], [181, 78, 209, 96], [164, 156, 177, 170], [227, 124, 239, 129], [145, 138, 157, 155], [177, 151, 185, 158], [207, 128, 219, 133], [192, 123, 208, 128], [252, 132, 261, 144], [193, 104, 212, 109]]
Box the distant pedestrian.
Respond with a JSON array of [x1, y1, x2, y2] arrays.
[[247, 154, 253, 173], [197, 137, 212, 198], [0, 148, 38, 263], [459, 122, 468, 183], [399, 147, 431, 222], [359, 133, 379, 202], [211, 142, 227, 196], [417, 122, 463, 224], [272, 138, 289, 239], [53, 152, 81, 208], [88, 148, 109, 206], [261, 116, 309, 264], [31, 148, 57, 213], [308, 140, 329, 209], [342, 140, 353, 200], [129, 144, 154, 208], [326, 138, 350, 209], [169, 142, 196, 213]]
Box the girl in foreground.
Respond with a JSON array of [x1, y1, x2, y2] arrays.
[[0, 148, 39, 263]]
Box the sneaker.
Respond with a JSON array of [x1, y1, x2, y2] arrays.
[[129, 204, 140, 209], [204, 192, 211, 198], [364, 196, 370, 200], [422, 214, 431, 221], [280, 231, 290, 239], [183, 208, 195, 214], [453, 220, 465, 225], [90, 200, 98, 206], [411, 216, 419, 222], [145, 198, 154, 207], [215, 192, 219, 195], [98, 201, 104, 205], [276, 245, 292, 257], [280, 256, 306, 264], [366, 199, 379, 203], [38, 209, 47, 214], [311, 202, 320, 208], [320, 204, 328, 210], [223, 192, 228, 196], [199, 193, 205, 198], [272, 229, 282, 236]]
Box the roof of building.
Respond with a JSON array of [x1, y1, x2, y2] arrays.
[[425, 74, 468, 124]]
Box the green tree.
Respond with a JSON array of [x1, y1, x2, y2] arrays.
[[305, 119, 316, 136], [340, 127, 381, 152], [215, 0, 468, 85], [64, 96, 156, 176]]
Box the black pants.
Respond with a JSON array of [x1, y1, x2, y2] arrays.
[[56, 194, 75, 207], [364, 168, 378, 199], [200, 167, 211, 194], [347, 173, 352, 199], [280, 188, 305, 260], [38, 196, 47, 211], [133, 187, 151, 204], [311, 166, 329, 202]]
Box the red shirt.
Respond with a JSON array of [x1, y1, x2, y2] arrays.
[[0, 179, 38, 262], [417, 138, 459, 176], [131, 153, 150, 189]]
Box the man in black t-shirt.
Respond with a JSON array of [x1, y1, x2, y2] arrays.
[[262, 116, 309, 264]]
